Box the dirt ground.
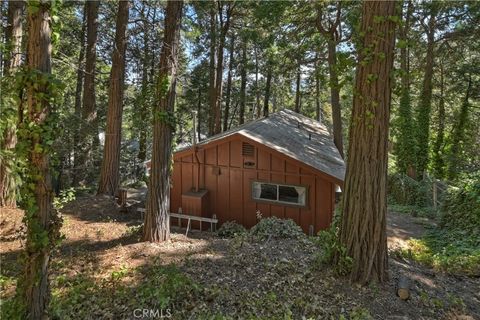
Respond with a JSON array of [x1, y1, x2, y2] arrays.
[[1, 194, 479, 319]]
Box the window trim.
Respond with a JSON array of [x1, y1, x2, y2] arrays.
[[251, 180, 308, 208]]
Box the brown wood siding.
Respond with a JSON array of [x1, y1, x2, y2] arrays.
[[171, 134, 337, 234]]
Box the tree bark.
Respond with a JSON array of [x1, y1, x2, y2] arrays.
[[314, 53, 322, 122], [239, 39, 247, 125], [396, 0, 416, 178], [0, 0, 24, 208], [415, 7, 436, 177], [294, 65, 301, 113], [208, 6, 216, 136], [213, 2, 233, 134], [97, 0, 130, 196], [337, 0, 396, 284], [20, 2, 61, 317], [327, 38, 344, 158], [137, 4, 151, 164], [316, 3, 344, 157], [254, 44, 261, 119], [142, 0, 183, 242], [197, 87, 202, 141], [3, 0, 24, 75], [72, 3, 87, 186], [223, 33, 235, 131], [263, 68, 272, 117], [78, 0, 99, 179]]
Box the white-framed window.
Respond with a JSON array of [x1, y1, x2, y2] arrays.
[[252, 181, 307, 206]]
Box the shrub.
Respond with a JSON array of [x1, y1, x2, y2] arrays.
[[314, 209, 353, 276], [249, 217, 304, 240], [440, 173, 480, 233], [53, 187, 76, 209], [217, 221, 247, 238]]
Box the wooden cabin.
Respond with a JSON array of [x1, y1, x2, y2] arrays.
[[150, 109, 345, 234]]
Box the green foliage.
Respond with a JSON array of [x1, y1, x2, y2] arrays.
[[440, 173, 480, 232], [397, 174, 480, 276], [249, 217, 305, 240], [217, 221, 247, 238], [45, 264, 199, 319], [53, 187, 76, 209], [394, 88, 416, 175], [314, 210, 353, 276], [399, 229, 480, 276]]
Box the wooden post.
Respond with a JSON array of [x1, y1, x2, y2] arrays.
[[433, 180, 437, 210]]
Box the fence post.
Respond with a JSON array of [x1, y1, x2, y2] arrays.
[[433, 180, 437, 210]]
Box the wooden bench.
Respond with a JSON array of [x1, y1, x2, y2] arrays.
[[137, 208, 218, 236]]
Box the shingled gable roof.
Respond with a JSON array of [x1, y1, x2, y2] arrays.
[[175, 109, 346, 182]]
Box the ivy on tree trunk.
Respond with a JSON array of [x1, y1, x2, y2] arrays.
[[337, 0, 397, 284], [16, 1, 62, 317], [142, 0, 183, 243]]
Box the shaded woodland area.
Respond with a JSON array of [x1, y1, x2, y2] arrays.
[[0, 0, 479, 319]]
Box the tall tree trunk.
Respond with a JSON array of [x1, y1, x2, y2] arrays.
[[263, 67, 272, 117], [223, 33, 234, 131], [19, 2, 62, 317], [314, 54, 322, 122], [447, 76, 471, 180], [239, 39, 247, 125], [254, 45, 260, 119], [137, 5, 151, 164], [337, 0, 396, 284], [213, 3, 232, 134], [78, 0, 99, 180], [294, 65, 301, 113], [415, 7, 436, 178], [208, 6, 216, 136], [72, 3, 87, 186], [3, 0, 24, 75], [432, 61, 445, 178], [327, 37, 344, 158], [0, 0, 24, 208], [396, 0, 415, 178], [97, 0, 129, 196], [143, 0, 183, 242], [214, 33, 224, 134], [197, 87, 202, 141]]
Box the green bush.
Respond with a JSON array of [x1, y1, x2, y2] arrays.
[[440, 173, 480, 233], [217, 221, 247, 238], [249, 217, 304, 240], [314, 209, 353, 276], [53, 188, 76, 209]]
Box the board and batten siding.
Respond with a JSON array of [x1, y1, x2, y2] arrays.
[[170, 134, 337, 234]]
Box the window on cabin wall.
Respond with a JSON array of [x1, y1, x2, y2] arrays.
[[252, 181, 307, 206]]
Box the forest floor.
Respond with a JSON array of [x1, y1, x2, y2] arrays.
[[1, 193, 479, 319]]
